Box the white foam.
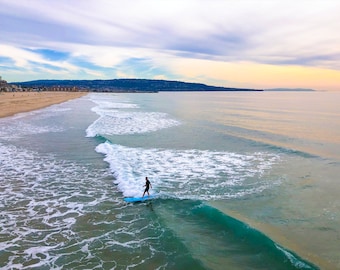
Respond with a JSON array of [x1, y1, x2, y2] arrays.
[[96, 142, 280, 199], [0, 121, 64, 140], [0, 142, 117, 268], [12, 106, 72, 120], [86, 94, 181, 137], [86, 111, 181, 137], [0, 104, 73, 140], [88, 93, 138, 109]]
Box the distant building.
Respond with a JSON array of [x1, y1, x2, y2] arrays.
[[49, 86, 79, 92], [0, 76, 9, 91], [0, 76, 22, 92]]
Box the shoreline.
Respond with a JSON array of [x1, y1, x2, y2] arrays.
[[0, 91, 88, 118]]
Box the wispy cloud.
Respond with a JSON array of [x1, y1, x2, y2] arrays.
[[0, 0, 340, 90]]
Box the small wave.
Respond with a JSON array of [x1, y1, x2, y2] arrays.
[[156, 200, 319, 269], [86, 93, 181, 137], [262, 143, 319, 159], [275, 245, 317, 269], [198, 203, 319, 269], [0, 104, 74, 140], [221, 126, 321, 159], [86, 111, 181, 137], [0, 120, 64, 140]]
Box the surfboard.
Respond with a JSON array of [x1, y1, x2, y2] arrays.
[[124, 194, 157, 203]]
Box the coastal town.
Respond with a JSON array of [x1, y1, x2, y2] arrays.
[[0, 76, 22, 92], [0, 76, 87, 118], [0, 76, 83, 92]]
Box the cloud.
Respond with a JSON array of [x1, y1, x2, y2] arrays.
[[0, 0, 340, 89], [2, 1, 337, 56], [0, 44, 76, 70]]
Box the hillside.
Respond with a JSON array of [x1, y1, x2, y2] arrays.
[[13, 79, 262, 92]]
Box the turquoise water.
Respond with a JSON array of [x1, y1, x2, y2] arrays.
[[1, 92, 339, 269]]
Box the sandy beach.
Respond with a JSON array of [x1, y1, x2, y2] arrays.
[[0, 91, 87, 118]]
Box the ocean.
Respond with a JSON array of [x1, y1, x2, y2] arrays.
[[0, 91, 339, 269]]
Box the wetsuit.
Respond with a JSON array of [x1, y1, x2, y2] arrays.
[[144, 179, 151, 193]]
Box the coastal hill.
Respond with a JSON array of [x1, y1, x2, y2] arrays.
[[13, 79, 263, 92]]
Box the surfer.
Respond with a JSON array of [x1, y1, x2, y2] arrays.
[[142, 177, 152, 197]]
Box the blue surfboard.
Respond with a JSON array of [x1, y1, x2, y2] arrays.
[[124, 194, 157, 203]]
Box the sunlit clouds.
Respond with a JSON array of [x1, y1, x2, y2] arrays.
[[1, 0, 340, 90]]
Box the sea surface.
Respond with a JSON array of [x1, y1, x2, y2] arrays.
[[0, 91, 339, 269]]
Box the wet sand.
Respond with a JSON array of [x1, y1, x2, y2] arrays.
[[0, 91, 87, 118]]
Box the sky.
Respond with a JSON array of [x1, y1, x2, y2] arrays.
[[1, 0, 340, 90]]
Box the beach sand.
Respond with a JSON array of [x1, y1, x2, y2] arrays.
[[0, 91, 87, 118]]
